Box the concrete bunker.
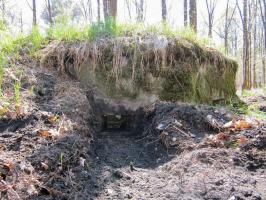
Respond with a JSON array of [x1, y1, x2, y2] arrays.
[[41, 34, 238, 107]]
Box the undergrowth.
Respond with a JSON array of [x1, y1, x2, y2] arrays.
[[45, 18, 211, 46], [0, 25, 46, 117]]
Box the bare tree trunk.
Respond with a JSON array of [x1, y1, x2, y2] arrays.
[[184, 0, 188, 26], [20, 9, 23, 33], [109, 0, 117, 19], [97, 0, 101, 21], [135, 0, 144, 22], [242, 0, 251, 89], [224, 0, 229, 53], [125, 0, 132, 20], [103, 0, 109, 21], [1, 0, 6, 23], [189, 0, 197, 32], [161, 0, 167, 22], [46, 0, 53, 25], [259, 0, 266, 85], [252, 0, 258, 88], [224, 0, 237, 54], [88, 0, 93, 23], [32, 0, 37, 26], [205, 0, 217, 38]]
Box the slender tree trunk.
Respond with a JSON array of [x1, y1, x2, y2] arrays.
[[103, 0, 109, 21], [161, 0, 167, 22], [205, 0, 217, 38], [109, 0, 117, 19], [259, 0, 266, 85], [20, 9, 23, 33], [189, 0, 197, 32], [126, 0, 132, 20], [32, 0, 37, 26], [184, 0, 188, 26], [242, 0, 251, 89], [47, 0, 53, 25], [88, 0, 93, 23], [97, 0, 100, 21], [135, 0, 144, 22], [224, 0, 229, 53], [252, 0, 258, 88]]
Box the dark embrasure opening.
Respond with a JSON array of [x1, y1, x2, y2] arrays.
[[102, 114, 134, 131]]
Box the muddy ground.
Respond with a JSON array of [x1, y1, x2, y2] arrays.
[[0, 62, 265, 200]]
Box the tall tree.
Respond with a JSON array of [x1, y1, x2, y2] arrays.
[[161, 0, 167, 22], [135, 0, 145, 22], [184, 0, 188, 26], [189, 0, 197, 32], [45, 0, 53, 25], [259, 0, 266, 85], [0, 0, 6, 21], [103, 0, 117, 21], [32, 0, 37, 26], [79, 0, 93, 23], [238, 0, 251, 89], [97, 0, 100, 21], [224, 0, 236, 53], [205, 0, 217, 38], [109, 0, 117, 19], [19, 9, 23, 33], [252, 1, 258, 87], [103, 0, 109, 20]]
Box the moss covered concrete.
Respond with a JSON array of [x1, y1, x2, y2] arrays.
[[41, 35, 238, 104]]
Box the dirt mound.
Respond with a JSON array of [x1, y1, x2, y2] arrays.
[[41, 35, 238, 103]]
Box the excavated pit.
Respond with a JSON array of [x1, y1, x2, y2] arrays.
[[86, 89, 147, 135]]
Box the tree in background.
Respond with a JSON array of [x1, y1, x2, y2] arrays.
[[184, 0, 188, 26], [189, 0, 197, 32], [161, 0, 167, 22], [103, 0, 109, 21], [45, 0, 53, 25], [109, 0, 117, 19], [259, 0, 266, 85], [97, 0, 100, 22], [79, 0, 93, 23], [223, 0, 236, 54], [0, 0, 6, 22], [41, 0, 82, 25], [135, 0, 145, 22], [205, 0, 217, 38], [238, 0, 251, 89], [32, 0, 36, 25], [102, 0, 117, 21]]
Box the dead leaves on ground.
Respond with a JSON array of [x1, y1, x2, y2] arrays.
[[206, 118, 260, 148], [37, 113, 72, 139], [0, 181, 21, 200], [223, 119, 254, 130], [234, 120, 253, 130], [37, 129, 59, 139], [0, 144, 6, 151]]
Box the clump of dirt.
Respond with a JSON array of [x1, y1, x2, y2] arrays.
[[0, 60, 265, 200]]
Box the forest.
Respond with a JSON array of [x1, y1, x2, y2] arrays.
[[0, 0, 265, 200]]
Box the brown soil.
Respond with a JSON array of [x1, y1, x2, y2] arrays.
[[0, 62, 265, 200]]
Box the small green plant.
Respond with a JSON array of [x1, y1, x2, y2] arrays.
[[14, 80, 21, 108], [0, 54, 6, 94], [87, 17, 117, 41], [28, 26, 45, 51], [60, 153, 64, 166]]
